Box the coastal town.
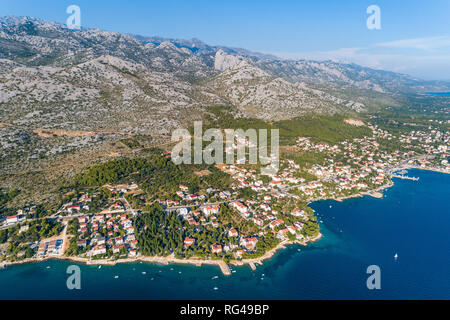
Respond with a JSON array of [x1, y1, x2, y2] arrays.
[[0, 120, 448, 274]]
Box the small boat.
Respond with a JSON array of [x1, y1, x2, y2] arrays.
[[394, 253, 398, 260], [212, 276, 219, 280], [98, 266, 102, 269], [213, 287, 219, 291], [114, 276, 119, 279], [142, 272, 146, 275]]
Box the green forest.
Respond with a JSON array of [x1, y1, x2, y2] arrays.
[[72, 151, 231, 199], [203, 106, 372, 145]]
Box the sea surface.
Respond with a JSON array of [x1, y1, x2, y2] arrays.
[[0, 169, 449, 300], [426, 92, 450, 96]]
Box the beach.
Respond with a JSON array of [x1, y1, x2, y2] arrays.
[[3, 234, 324, 275], [1, 168, 447, 276], [1, 169, 449, 299]]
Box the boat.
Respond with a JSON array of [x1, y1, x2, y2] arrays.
[[114, 276, 119, 279], [213, 287, 219, 291], [394, 253, 398, 260], [212, 276, 219, 280]]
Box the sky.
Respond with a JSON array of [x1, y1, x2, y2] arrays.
[[2, 0, 450, 80]]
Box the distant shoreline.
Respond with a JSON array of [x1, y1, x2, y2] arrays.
[[1, 167, 447, 275]]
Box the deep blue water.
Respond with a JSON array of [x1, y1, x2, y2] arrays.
[[426, 92, 450, 96], [0, 169, 449, 300]]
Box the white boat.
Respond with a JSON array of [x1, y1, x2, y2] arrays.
[[394, 253, 398, 260], [213, 287, 219, 291], [114, 276, 119, 279]]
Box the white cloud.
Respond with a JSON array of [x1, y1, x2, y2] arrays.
[[375, 36, 450, 51], [272, 36, 450, 80]]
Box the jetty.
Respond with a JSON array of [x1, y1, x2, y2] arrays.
[[218, 262, 231, 275], [365, 191, 383, 199], [391, 174, 420, 181]]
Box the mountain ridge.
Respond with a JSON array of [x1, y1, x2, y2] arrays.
[[1, 15, 449, 135]]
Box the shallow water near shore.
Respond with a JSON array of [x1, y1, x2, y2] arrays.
[[0, 169, 449, 299]]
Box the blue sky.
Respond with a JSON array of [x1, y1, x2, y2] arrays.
[[2, 0, 450, 80]]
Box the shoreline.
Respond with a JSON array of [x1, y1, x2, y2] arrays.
[[1, 233, 323, 275], [1, 167, 447, 275]]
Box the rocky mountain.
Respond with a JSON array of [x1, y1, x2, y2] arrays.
[[1, 15, 449, 205], [0, 16, 449, 144]]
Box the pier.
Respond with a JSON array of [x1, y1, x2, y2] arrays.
[[391, 174, 420, 181], [218, 262, 231, 275]]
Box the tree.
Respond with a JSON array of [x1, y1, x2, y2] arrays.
[[0, 229, 8, 244]]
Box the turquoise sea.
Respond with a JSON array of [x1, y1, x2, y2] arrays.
[[0, 169, 449, 300]]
